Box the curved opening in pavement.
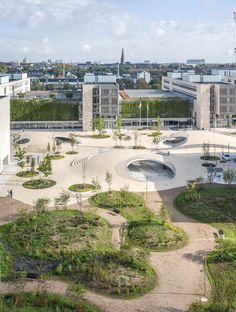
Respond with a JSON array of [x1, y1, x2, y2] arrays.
[[163, 136, 187, 147], [53, 135, 81, 144], [127, 159, 175, 182], [16, 138, 30, 145]]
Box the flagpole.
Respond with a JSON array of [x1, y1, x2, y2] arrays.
[[146, 102, 149, 130], [139, 102, 142, 128]]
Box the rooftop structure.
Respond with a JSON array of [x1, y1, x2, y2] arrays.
[[84, 73, 117, 84], [186, 59, 205, 66]]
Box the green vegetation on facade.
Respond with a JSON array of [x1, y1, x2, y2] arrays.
[[11, 99, 79, 121], [175, 187, 236, 310], [122, 99, 192, 118]]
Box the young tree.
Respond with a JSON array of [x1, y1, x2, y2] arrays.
[[54, 190, 70, 210], [69, 133, 77, 152], [91, 177, 102, 193], [34, 197, 51, 214], [38, 155, 52, 178], [96, 117, 105, 135], [202, 142, 210, 163], [52, 141, 56, 154], [30, 157, 36, 173], [14, 146, 26, 172], [134, 130, 138, 148], [56, 139, 62, 154], [223, 169, 235, 187], [12, 133, 21, 150], [105, 170, 113, 193], [47, 142, 51, 154], [90, 118, 97, 135], [26, 155, 31, 172]]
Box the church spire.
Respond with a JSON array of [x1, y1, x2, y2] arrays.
[[120, 48, 125, 65]]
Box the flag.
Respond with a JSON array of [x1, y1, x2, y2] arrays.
[[139, 102, 142, 109], [147, 103, 149, 111]]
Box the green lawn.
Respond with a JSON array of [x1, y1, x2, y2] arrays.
[[90, 191, 187, 251], [0, 293, 101, 312], [175, 187, 236, 310], [11, 99, 79, 121]]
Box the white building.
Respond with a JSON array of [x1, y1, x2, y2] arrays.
[[137, 71, 151, 84], [0, 73, 30, 97], [162, 70, 236, 129], [0, 96, 10, 174]]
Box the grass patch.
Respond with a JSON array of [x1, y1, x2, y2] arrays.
[[174, 188, 236, 223], [23, 179, 56, 190], [175, 187, 236, 309], [48, 155, 64, 160], [0, 293, 101, 312], [66, 151, 78, 155], [16, 171, 39, 178], [90, 191, 187, 251], [69, 184, 95, 193]]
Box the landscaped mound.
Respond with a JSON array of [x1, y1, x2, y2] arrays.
[[90, 191, 186, 251], [48, 154, 65, 160], [23, 179, 56, 189], [175, 187, 236, 310], [175, 188, 236, 223], [0, 210, 156, 298], [0, 293, 101, 312]]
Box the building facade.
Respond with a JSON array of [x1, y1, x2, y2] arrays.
[[162, 71, 236, 128], [0, 96, 10, 174], [0, 73, 30, 96], [82, 83, 119, 131]]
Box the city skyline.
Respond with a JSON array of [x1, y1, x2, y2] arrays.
[[1, 0, 236, 63]]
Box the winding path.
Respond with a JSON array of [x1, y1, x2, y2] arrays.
[[0, 189, 217, 312]]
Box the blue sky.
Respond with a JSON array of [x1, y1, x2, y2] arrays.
[[0, 0, 236, 63]]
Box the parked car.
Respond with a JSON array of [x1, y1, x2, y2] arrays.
[[222, 154, 231, 161]]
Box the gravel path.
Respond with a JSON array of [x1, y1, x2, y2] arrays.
[[0, 189, 217, 312]]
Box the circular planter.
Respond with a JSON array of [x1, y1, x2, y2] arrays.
[[16, 171, 39, 178], [90, 135, 110, 139], [201, 163, 216, 168], [200, 156, 220, 161], [16, 138, 30, 145], [23, 179, 56, 189], [132, 146, 146, 150], [69, 183, 95, 193], [66, 151, 78, 155], [48, 155, 64, 160]]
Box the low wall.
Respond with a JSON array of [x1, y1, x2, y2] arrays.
[[11, 121, 82, 130]]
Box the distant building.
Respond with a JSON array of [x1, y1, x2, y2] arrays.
[[84, 73, 117, 84], [82, 83, 119, 131], [162, 70, 236, 128], [187, 59, 205, 66], [0, 73, 30, 96], [0, 96, 10, 174], [137, 71, 151, 84], [120, 48, 125, 65]]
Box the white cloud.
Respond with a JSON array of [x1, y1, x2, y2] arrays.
[[28, 10, 46, 27], [83, 44, 91, 52], [22, 46, 29, 53]]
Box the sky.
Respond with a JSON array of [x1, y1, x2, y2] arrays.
[[0, 0, 236, 63]]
